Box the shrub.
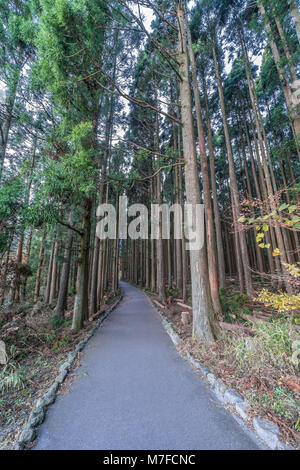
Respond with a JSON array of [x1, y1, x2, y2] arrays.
[[256, 289, 300, 314]]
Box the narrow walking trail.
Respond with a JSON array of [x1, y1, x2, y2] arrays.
[[35, 282, 261, 450]]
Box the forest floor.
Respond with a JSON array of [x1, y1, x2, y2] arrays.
[[0, 291, 119, 450], [147, 280, 300, 449]]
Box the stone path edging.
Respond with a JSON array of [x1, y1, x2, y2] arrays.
[[15, 294, 123, 450], [144, 291, 292, 451]]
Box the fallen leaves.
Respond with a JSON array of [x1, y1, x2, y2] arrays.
[[283, 377, 300, 395]]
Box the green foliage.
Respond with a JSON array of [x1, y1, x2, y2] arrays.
[[230, 319, 295, 370], [45, 331, 56, 343], [0, 364, 25, 392], [0, 177, 25, 221], [220, 289, 251, 318], [166, 286, 180, 298], [256, 289, 300, 314], [253, 320, 294, 357], [51, 315, 68, 329], [53, 333, 70, 350], [0, 177, 25, 252]]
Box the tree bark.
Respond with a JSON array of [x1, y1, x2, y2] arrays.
[[54, 214, 74, 318], [34, 231, 46, 302], [44, 237, 55, 304], [289, 0, 300, 43], [185, 13, 222, 317], [0, 66, 21, 179], [258, 1, 300, 151], [212, 41, 253, 296], [176, 0, 220, 342], [72, 199, 92, 330]]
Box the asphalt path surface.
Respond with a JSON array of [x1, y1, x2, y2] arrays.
[[34, 282, 261, 450]]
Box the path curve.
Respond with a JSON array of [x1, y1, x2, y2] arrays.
[[34, 282, 261, 450]]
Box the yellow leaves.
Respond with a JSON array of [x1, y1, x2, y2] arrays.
[[256, 289, 300, 313], [283, 263, 300, 278], [256, 232, 265, 243], [288, 205, 297, 214], [256, 225, 269, 248], [259, 243, 270, 249], [272, 248, 282, 257]]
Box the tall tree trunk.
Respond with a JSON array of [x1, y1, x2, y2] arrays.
[[176, 1, 219, 342], [155, 85, 167, 304], [289, 0, 300, 43], [44, 237, 55, 304], [258, 2, 300, 151], [49, 240, 58, 304], [201, 68, 226, 290], [185, 13, 222, 317], [54, 215, 74, 318], [0, 66, 21, 179], [34, 231, 46, 302], [0, 236, 13, 305], [241, 36, 293, 292], [212, 41, 253, 296], [274, 15, 298, 83], [176, 106, 187, 301], [175, 166, 183, 296], [72, 199, 92, 330], [22, 227, 33, 301]]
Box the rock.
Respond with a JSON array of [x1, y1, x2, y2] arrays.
[[181, 312, 191, 325], [68, 351, 77, 363], [60, 362, 70, 372], [32, 404, 44, 416], [56, 369, 68, 384], [214, 379, 227, 401], [276, 440, 293, 451], [215, 379, 227, 395], [0, 340, 8, 365], [199, 366, 210, 377], [28, 409, 45, 427], [186, 353, 204, 372], [224, 389, 243, 404], [34, 398, 45, 410], [253, 417, 280, 449], [236, 401, 251, 420], [18, 426, 36, 445], [75, 342, 85, 353], [42, 383, 58, 406], [207, 373, 216, 386]]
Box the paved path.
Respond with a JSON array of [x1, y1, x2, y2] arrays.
[[35, 282, 261, 450]]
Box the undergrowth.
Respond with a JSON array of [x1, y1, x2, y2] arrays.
[[220, 288, 252, 321], [0, 363, 25, 392]]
